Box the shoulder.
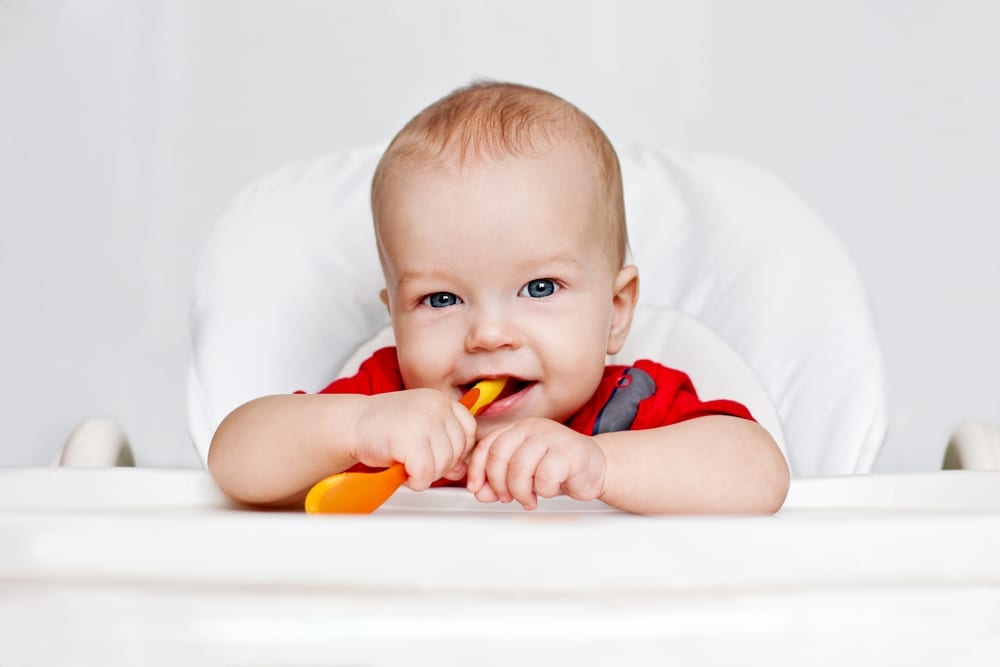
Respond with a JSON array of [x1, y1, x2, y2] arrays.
[[629, 359, 754, 428], [567, 360, 753, 435], [596, 360, 696, 402], [631, 359, 695, 386], [566, 361, 669, 435]]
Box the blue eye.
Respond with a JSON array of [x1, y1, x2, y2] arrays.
[[423, 292, 462, 308], [519, 279, 558, 299]]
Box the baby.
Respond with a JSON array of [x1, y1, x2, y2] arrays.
[[209, 82, 790, 514]]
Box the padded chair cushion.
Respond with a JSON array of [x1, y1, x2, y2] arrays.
[[188, 143, 886, 476]]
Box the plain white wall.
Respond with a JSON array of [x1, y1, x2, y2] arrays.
[[1, 0, 998, 470]]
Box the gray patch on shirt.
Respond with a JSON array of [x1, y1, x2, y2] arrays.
[[592, 368, 656, 435]]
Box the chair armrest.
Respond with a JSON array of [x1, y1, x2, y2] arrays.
[[943, 420, 1000, 470], [54, 418, 135, 467]]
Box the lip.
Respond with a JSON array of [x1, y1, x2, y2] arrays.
[[476, 380, 535, 417]]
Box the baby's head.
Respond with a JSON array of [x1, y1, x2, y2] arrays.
[[373, 81, 627, 268], [371, 82, 639, 426]]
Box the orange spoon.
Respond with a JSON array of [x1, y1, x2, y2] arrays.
[[304, 377, 507, 514]]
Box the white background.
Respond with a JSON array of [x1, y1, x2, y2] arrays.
[[1, 0, 997, 470]]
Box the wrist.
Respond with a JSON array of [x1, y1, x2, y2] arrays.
[[592, 435, 612, 501], [324, 393, 369, 465]]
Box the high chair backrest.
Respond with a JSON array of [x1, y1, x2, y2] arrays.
[[188, 144, 886, 477]]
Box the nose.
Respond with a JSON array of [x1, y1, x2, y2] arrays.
[[464, 306, 521, 352]]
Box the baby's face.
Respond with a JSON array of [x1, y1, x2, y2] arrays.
[[375, 145, 637, 430]]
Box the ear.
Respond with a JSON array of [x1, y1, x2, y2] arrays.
[[379, 288, 391, 313], [606, 265, 639, 356]]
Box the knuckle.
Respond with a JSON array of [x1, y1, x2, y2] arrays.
[[486, 445, 507, 465], [507, 456, 531, 473], [536, 485, 559, 498], [534, 470, 561, 491]]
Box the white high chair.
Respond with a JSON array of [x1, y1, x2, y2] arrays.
[[186, 142, 887, 478], [24, 145, 1000, 666]]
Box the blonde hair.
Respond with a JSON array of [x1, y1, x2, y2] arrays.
[[371, 81, 628, 267]]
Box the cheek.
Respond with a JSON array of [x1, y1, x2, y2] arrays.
[[545, 297, 614, 352], [392, 317, 455, 389], [542, 350, 606, 422], [394, 333, 429, 386], [535, 307, 610, 386]]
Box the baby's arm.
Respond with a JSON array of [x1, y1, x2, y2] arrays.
[[596, 416, 789, 514], [208, 390, 477, 508], [466, 415, 788, 515]]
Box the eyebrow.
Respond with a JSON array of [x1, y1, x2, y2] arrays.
[[513, 252, 586, 272], [393, 252, 586, 290], [394, 269, 456, 289]]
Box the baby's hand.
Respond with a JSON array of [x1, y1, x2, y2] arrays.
[[349, 389, 478, 491], [466, 419, 607, 510]]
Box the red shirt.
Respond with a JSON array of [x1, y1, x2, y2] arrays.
[[315, 347, 753, 483]]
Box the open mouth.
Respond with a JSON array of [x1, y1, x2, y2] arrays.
[[461, 377, 532, 403]]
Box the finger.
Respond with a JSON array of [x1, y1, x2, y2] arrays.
[[474, 483, 500, 503], [402, 436, 436, 491], [451, 401, 479, 456], [534, 449, 572, 499], [427, 414, 465, 482], [444, 408, 475, 470], [466, 426, 505, 493], [429, 424, 457, 480], [507, 439, 548, 510], [441, 460, 467, 481], [484, 430, 525, 504], [466, 440, 487, 493]]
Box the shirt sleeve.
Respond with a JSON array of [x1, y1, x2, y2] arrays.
[[630, 359, 754, 430], [311, 346, 404, 396]]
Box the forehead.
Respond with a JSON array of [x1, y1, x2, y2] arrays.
[[372, 147, 610, 244], [374, 148, 608, 270]]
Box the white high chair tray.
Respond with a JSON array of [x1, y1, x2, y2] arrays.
[[2, 468, 999, 665]]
